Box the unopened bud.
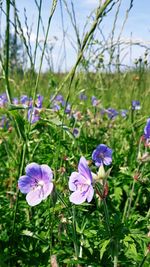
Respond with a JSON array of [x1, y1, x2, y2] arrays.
[[97, 164, 106, 179]]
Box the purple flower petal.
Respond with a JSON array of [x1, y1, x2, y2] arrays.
[[26, 187, 44, 206], [18, 175, 34, 194], [78, 156, 92, 183], [69, 190, 87, 205], [144, 118, 150, 139], [103, 157, 112, 165], [26, 182, 53, 206], [42, 182, 54, 200], [69, 172, 81, 191], [86, 186, 94, 202], [25, 163, 42, 180], [41, 164, 53, 182]]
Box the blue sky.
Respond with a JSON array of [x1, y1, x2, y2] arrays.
[[2, 0, 150, 71]]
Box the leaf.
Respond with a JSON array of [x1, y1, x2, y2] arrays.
[[100, 239, 110, 259]]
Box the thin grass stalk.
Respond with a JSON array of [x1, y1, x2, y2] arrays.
[[62, 0, 81, 52], [33, 0, 42, 66], [59, 0, 67, 71], [108, 0, 122, 71], [5, 0, 11, 103], [10, 142, 27, 264], [32, 0, 58, 104], [12, 0, 34, 68], [51, 0, 114, 104]]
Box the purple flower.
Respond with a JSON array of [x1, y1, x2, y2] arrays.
[[12, 97, 19, 105], [0, 93, 7, 107], [36, 94, 43, 108], [69, 157, 94, 205], [120, 109, 128, 118], [73, 128, 80, 138], [52, 103, 60, 112], [92, 144, 112, 167], [20, 95, 29, 107], [144, 118, 150, 141], [28, 107, 40, 123], [132, 100, 141, 110], [65, 103, 71, 114], [18, 163, 53, 206], [55, 94, 65, 105], [0, 115, 9, 128], [91, 96, 98, 107], [107, 108, 118, 119], [79, 93, 87, 101]]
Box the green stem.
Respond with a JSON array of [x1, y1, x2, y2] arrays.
[[126, 179, 135, 219], [32, 0, 58, 104], [57, 193, 78, 258], [11, 143, 27, 237], [33, 0, 42, 66], [72, 206, 79, 259], [5, 0, 11, 103], [114, 255, 118, 267], [103, 198, 111, 237], [114, 239, 118, 267], [10, 142, 27, 265], [51, 0, 114, 103], [138, 252, 149, 267]]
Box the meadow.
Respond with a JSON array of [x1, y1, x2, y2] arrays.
[[0, 0, 150, 266]]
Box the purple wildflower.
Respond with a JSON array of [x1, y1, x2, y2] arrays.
[[132, 100, 141, 110], [120, 109, 128, 118], [91, 96, 98, 107], [65, 103, 71, 114], [36, 94, 43, 108], [144, 118, 150, 142], [0, 93, 7, 107], [92, 144, 112, 167], [69, 156, 94, 204], [28, 107, 40, 124], [20, 95, 29, 106], [73, 128, 80, 138], [12, 97, 19, 105], [52, 103, 61, 112], [18, 163, 53, 206], [0, 116, 8, 128], [107, 108, 118, 120], [55, 94, 65, 105], [79, 93, 87, 100]]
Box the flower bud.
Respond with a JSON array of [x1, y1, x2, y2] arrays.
[[97, 164, 106, 179]]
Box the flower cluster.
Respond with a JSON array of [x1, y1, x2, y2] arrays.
[[18, 144, 112, 207], [68, 144, 112, 205]]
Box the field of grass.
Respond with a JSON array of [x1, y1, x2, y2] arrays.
[[0, 0, 150, 266]]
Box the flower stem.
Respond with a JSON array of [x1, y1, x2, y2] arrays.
[[114, 239, 118, 267], [126, 179, 136, 219], [72, 206, 79, 259], [103, 198, 111, 238], [114, 255, 118, 267]]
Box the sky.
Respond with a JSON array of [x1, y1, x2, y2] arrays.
[[1, 0, 150, 72]]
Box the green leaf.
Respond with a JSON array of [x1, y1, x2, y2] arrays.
[[100, 239, 110, 259]]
